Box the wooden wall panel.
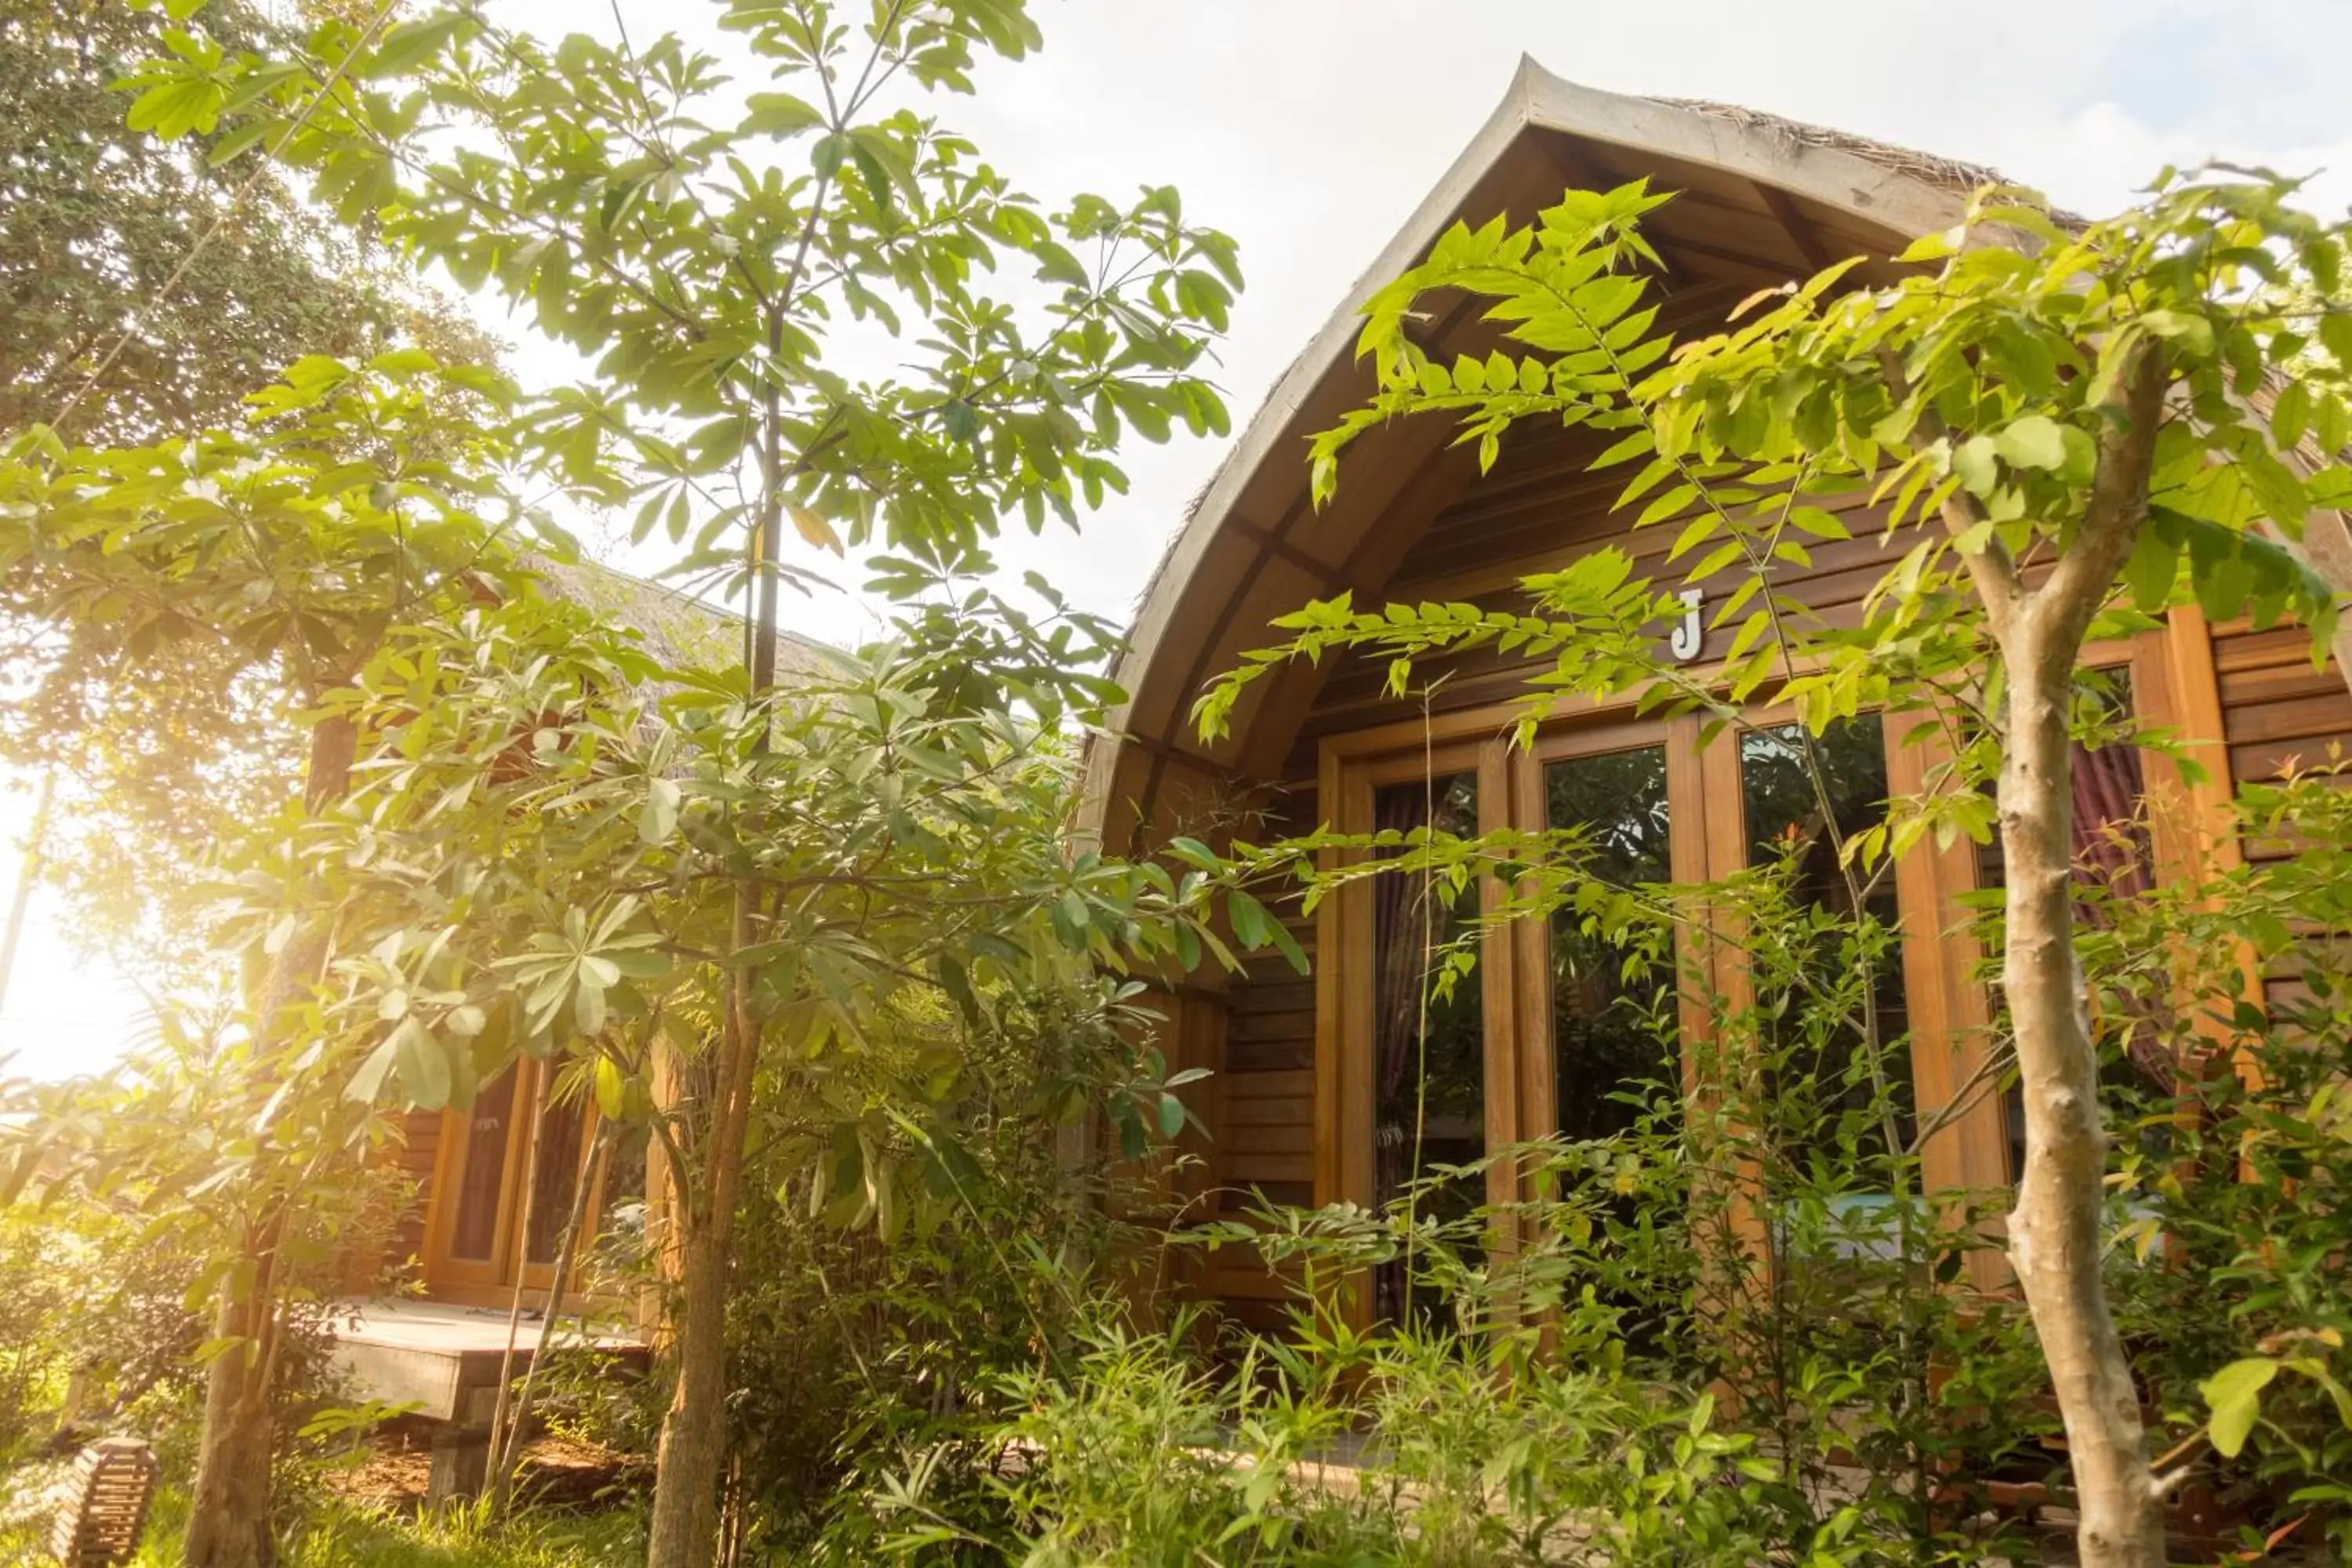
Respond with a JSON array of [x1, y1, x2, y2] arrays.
[[1168, 325, 2352, 1330], [2216, 622, 2352, 815]]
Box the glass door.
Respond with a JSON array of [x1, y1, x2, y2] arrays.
[[424, 1058, 598, 1304]]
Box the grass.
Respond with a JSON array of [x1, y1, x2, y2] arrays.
[[112, 1488, 647, 1568]]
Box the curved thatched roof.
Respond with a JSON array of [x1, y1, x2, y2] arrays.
[[1084, 64, 1991, 858], [1077, 60, 2352, 865]]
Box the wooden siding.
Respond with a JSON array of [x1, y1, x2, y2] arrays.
[[2216, 622, 2352, 805], [1212, 782, 1319, 1214], [1189, 431, 2352, 1327]]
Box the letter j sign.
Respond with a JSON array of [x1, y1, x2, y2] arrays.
[[1669, 589, 1704, 662]]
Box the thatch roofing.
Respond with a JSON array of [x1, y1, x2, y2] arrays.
[[1076, 60, 2351, 863], [1094, 63, 1997, 844], [531, 555, 840, 685], [1650, 99, 2009, 200]]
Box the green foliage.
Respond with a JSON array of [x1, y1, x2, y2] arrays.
[[110, 1488, 645, 1568], [1205, 170, 2350, 831], [721, 978, 1149, 1556], [2063, 768, 2352, 1555], [0, 348, 561, 972], [145, 0, 1241, 604], [0, 0, 485, 448], [784, 854, 2037, 1567], [0, 0, 507, 972], [241, 586, 1290, 1210]]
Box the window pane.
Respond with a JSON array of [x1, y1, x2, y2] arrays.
[[1370, 771, 1483, 1323], [524, 1093, 589, 1266], [450, 1068, 518, 1261], [1544, 745, 1677, 1142], [1739, 717, 1915, 1156], [1980, 669, 2154, 1181]]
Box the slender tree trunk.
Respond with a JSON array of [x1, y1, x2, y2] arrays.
[[0, 768, 56, 1019], [645, 327, 788, 1568], [484, 1070, 554, 1498], [182, 713, 357, 1568], [490, 1124, 608, 1515], [181, 1216, 283, 1568], [644, 894, 763, 1568], [1998, 621, 2165, 1567]]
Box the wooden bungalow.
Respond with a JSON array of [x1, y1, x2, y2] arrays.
[[354, 563, 844, 1316], [329, 569, 838, 1484], [1076, 62, 2352, 1330]]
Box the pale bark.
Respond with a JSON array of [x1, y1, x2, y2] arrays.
[[644, 324, 789, 1567], [489, 1124, 609, 1515], [1973, 350, 2170, 1568], [1998, 615, 2165, 1568], [180, 713, 355, 1568]]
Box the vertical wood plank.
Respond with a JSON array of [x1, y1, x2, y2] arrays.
[[1477, 736, 1522, 1225]]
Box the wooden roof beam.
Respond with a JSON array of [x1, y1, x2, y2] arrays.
[[1752, 180, 1835, 270], [1225, 514, 1357, 598], [1535, 132, 1690, 291], [1645, 230, 1802, 285]]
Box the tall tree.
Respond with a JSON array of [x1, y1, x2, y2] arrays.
[[1, 351, 572, 1568], [1200, 176, 2351, 1568], [141, 3, 1244, 1562], [0, 0, 497, 973]]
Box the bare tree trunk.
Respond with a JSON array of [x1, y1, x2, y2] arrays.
[[1998, 620, 2165, 1568], [484, 1070, 554, 1499], [644, 893, 763, 1568], [181, 713, 356, 1568], [645, 338, 787, 1568], [181, 1218, 283, 1568], [1977, 350, 2171, 1568], [0, 768, 56, 1019]]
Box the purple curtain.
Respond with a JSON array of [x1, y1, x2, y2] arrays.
[[2071, 740, 2151, 909], [2071, 739, 2176, 1091]]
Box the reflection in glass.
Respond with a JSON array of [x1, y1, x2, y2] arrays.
[[450, 1068, 518, 1261], [524, 1090, 588, 1266], [1545, 746, 1678, 1142], [1370, 771, 1484, 1325], [1740, 717, 1915, 1155]]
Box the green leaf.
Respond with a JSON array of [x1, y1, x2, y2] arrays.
[[391, 1017, 449, 1111], [2201, 1357, 2280, 1459], [594, 1056, 625, 1120], [2322, 313, 2352, 376], [1951, 436, 2000, 497], [2123, 525, 2178, 612], [1994, 416, 2069, 472], [1156, 1092, 1186, 1139], [360, 15, 467, 81], [742, 92, 824, 137], [2139, 307, 2216, 358], [1896, 226, 1963, 264], [347, 1037, 398, 1104], [1224, 890, 1266, 949], [638, 776, 681, 844]]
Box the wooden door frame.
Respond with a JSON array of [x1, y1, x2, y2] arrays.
[[1316, 737, 1513, 1214], [420, 1058, 603, 1308], [1291, 611, 2247, 1323]]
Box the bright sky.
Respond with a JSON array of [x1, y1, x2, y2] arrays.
[[7, 0, 2347, 1080]]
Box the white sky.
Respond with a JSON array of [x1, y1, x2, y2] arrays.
[[8, 0, 2348, 1080]]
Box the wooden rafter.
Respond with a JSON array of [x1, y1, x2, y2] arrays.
[[1225, 513, 1356, 597], [1536, 132, 1690, 289], [1753, 180, 1835, 270]]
